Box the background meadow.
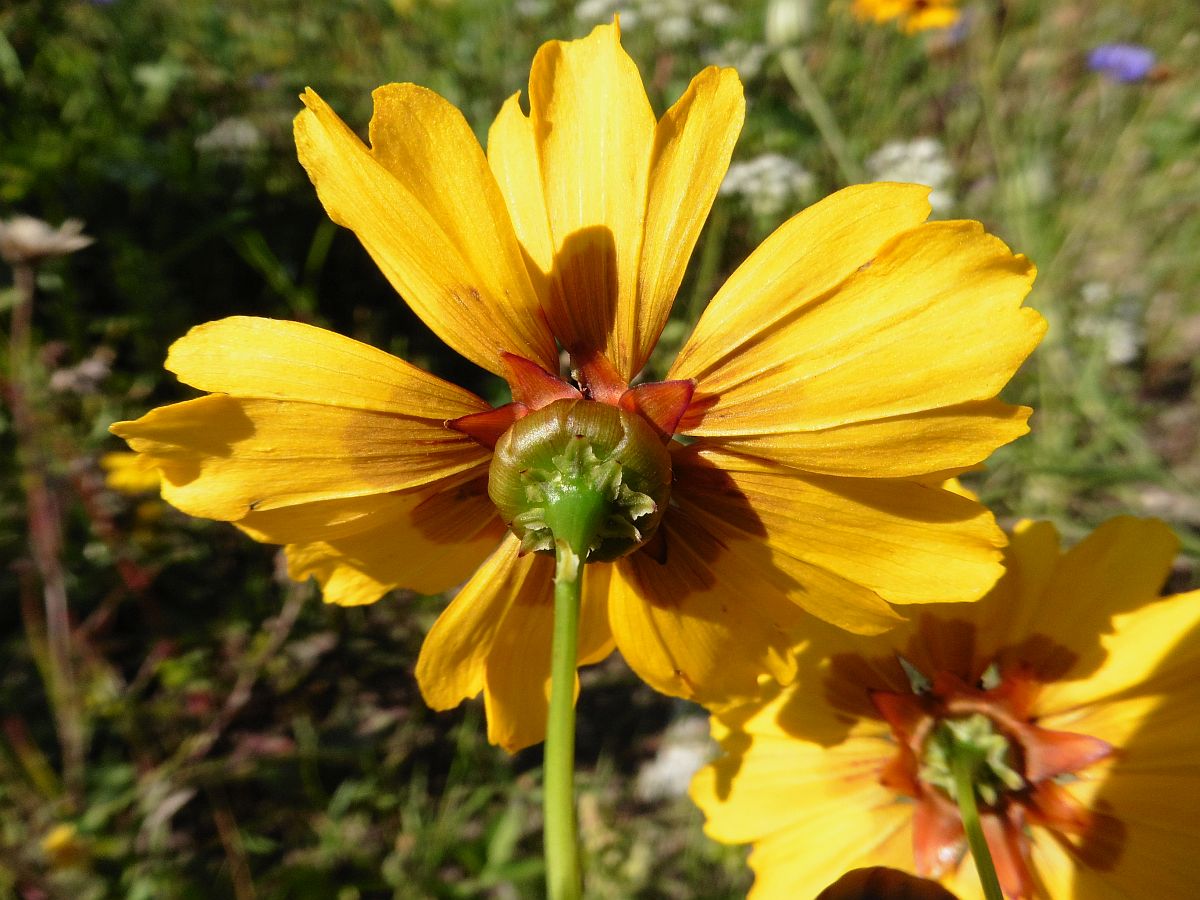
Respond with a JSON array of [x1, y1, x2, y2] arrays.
[[1, 0, 1197, 896]]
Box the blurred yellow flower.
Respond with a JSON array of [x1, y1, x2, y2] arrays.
[[853, 0, 961, 33], [99, 451, 162, 495], [41, 823, 89, 869], [112, 22, 1042, 751], [692, 517, 1200, 899]]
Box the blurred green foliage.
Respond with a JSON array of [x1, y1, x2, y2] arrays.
[[2, 0, 1198, 897]]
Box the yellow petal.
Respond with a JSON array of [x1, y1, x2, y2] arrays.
[[484, 559, 614, 752], [908, 518, 1059, 667], [688, 400, 1032, 478], [295, 87, 556, 375], [677, 218, 1043, 477], [527, 21, 656, 376], [111, 395, 488, 520], [1023, 825, 1131, 900], [165, 316, 490, 416], [1004, 519, 1061, 614], [746, 797, 912, 900], [578, 561, 617, 666], [1041, 695, 1181, 766], [415, 535, 531, 715], [671, 182, 931, 382], [481, 567, 556, 752], [609, 508, 803, 704], [1038, 725, 1200, 899], [994, 517, 1179, 696], [415, 536, 613, 752], [1037, 587, 1200, 715], [633, 65, 744, 375], [487, 93, 555, 293], [687, 496, 906, 634], [258, 480, 505, 603], [676, 445, 1006, 612], [692, 727, 908, 898]]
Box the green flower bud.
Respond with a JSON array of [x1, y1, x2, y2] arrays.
[[489, 399, 672, 564]]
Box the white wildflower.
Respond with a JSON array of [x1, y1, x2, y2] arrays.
[[720, 152, 814, 219], [765, 0, 814, 47], [576, 0, 738, 46], [515, 0, 552, 17], [50, 347, 115, 396], [866, 137, 956, 212], [194, 117, 265, 157], [699, 3, 736, 27], [1077, 281, 1142, 365], [635, 716, 713, 802], [657, 14, 696, 44], [0, 216, 93, 265], [705, 38, 769, 80]]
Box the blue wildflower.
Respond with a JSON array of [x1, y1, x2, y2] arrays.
[[1088, 43, 1157, 83]]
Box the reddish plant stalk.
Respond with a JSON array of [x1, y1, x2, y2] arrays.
[[6, 261, 84, 801]]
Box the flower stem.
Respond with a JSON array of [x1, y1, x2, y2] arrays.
[[7, 261, 84, 803], [544, 540, 583, 900], [777, 47, 864, 185], [951, 750, 1004, 900]]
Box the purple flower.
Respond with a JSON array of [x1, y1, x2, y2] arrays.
[[1088, 43, 1156, 83]]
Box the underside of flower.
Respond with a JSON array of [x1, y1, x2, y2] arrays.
[[921, 713, 1025, 808], [872, 665, 1116, 898], [488, 398, 672, 564]]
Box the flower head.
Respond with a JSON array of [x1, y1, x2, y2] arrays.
[[691, 517, 1200, 898], [111, 22, 1043, 752], [852, 0, 961, 34], [1088, 44, 1157, 84]]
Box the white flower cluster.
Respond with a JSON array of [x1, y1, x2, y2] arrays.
[[1076, 281, 1142, 366], [719, 152, 814, 219], [866, 137, 956, 213], [634, 716, 713, 802], [575, 0, 736, 46], [703, 38, 770, 80], [194, 117, 266, 158]]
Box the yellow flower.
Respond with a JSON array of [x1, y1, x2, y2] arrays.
[[41, 822, 89, 869], [853, 0, 961, 33], [111, 22, 1043, 751], [691, 517, 1200, 899], [99, 451, 162, 495]]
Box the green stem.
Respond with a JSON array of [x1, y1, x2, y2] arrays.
[[951, 751, 1004, 900], [777, 47, 864, 184], [544, 541, 582, 900]]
